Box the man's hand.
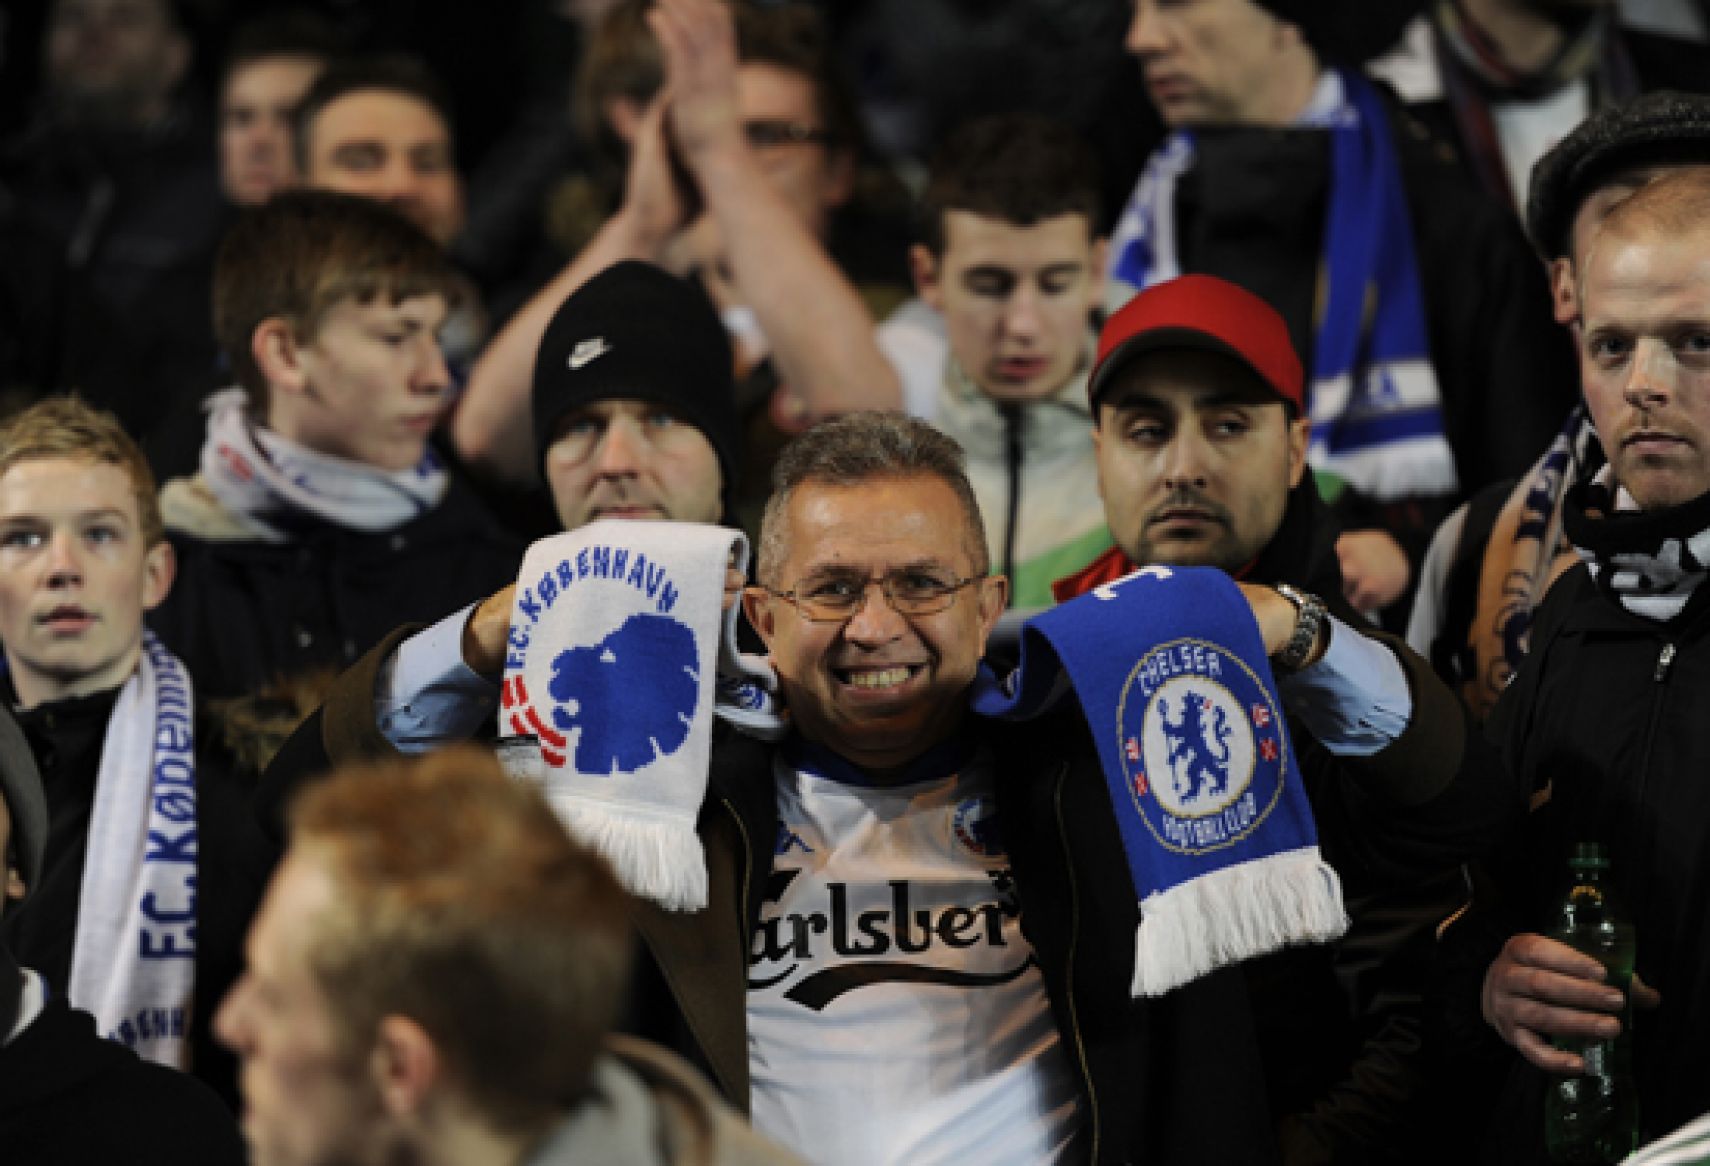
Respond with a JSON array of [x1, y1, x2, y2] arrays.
[[462, 585, 515, 678], [1336, 528, 1411, 614], [615, 94, 692, 258], [1239, 582, 1297, 657], [648, 0, 745, 167], [1238, 582, 1327, 668], [1481, 932, 1660, 1073], [461, 567, 742, 679]]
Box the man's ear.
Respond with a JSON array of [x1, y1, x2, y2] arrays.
[[910, 244, 943, 310], [253, 318, 309, 399], [162, 31, 192, 95], [371, 1015, 440, 1120], [1286, 413, 1311, 489], [1087, 236, 1111, 310], [1551, 258, 1578, 326], [821, 146, 857, 210], [742, 586, 777, 649], [975, 570, 1009, 646], [4, 866, 25, 903], [141, 539, 176, 613]]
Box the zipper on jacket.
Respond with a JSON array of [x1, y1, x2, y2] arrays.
[[1653, 642, 1677, 682], [1051, 762, 1100, 1161], [1000, 403, 1024, 584], [720, 794, 755, 958]]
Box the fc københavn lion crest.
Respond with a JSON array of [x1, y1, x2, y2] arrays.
[[1117, 636, 1287, 856]]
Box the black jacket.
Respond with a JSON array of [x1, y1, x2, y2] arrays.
[[150, 478, 524, 702], [0, 682, 271, 1111], [1481, 562, 1710, 1150], [0, 993, 244, 1165]]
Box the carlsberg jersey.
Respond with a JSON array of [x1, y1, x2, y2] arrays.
[[747, 744, 1080, 1165]]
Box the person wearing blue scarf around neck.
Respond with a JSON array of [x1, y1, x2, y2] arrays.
[[1061, 272, 1501, 1162], [1112, 0, 1579, 629]]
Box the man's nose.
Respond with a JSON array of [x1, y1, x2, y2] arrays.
[[594, 417, 646, 476], [44, 531, 84, 581], [841, 581, 908, 644], [1001, 285, 1042, 342], [413, 338, 452, 396], [1161, 429, 1210, 488], [1127, 0, 1170, 56], [1623, 339, 1676, 409]]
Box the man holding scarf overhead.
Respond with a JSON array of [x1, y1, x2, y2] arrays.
[[1113, 0, 1577, 622]]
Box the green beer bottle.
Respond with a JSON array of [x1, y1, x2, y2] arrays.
[[1544, 842, 1639, 1164]]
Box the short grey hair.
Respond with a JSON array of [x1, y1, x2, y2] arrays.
[[756, 412, 989, 584]]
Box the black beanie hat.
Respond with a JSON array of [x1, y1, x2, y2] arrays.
[[1525, 90, 1710, 262], [531, 261, 740, 496], [1248, 0, 1421, 67]]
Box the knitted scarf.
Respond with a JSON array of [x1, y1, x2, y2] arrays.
[[1108, 69, 1457, 503], [1565, 453, 1710, 624], [197, 388, 448, 541], [973, 564, 1346, 996], [68, 632, 198, 1067], [497, 521, 782, 910]]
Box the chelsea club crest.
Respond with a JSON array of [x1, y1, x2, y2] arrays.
[[1115, 636, 1287, 856]]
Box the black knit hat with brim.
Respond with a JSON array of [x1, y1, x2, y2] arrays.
[[1525, 90, 1710, 262], [0, 706, 46, 907], [531, 261, 740, 499]]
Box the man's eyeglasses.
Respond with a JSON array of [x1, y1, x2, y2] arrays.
[[744, 119, 833, 150], [761, 570, 983, 622]]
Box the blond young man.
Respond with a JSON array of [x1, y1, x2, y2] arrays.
[[0, 397, 266, 1100]]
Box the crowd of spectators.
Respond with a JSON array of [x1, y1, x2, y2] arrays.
[[4, 0, 1710, 1163]]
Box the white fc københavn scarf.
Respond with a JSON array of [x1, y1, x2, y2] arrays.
[[69, 632, 198, 1068], [497, 521, 782, 910]]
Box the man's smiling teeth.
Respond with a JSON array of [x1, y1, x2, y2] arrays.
[[843, 666, 914, 689]]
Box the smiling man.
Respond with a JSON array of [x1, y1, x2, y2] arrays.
[[260, 404, 1521, 1164], [1479, 168, 1710, 1151], [149, 190, 522, 702]]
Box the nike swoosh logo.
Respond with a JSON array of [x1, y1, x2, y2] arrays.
[[569, 338, 612, 370]]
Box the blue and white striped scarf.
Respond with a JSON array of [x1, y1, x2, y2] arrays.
[[1107, 69, 1458, 503]]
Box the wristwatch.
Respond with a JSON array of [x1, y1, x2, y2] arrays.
[[1270, 583, 1328, 673]]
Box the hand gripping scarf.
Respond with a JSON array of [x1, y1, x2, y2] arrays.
[[496, 521, 782, 910], [971, 564, 1346, 995]]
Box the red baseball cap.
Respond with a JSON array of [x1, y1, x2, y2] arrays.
[[1089, 274, 1305, 413]]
